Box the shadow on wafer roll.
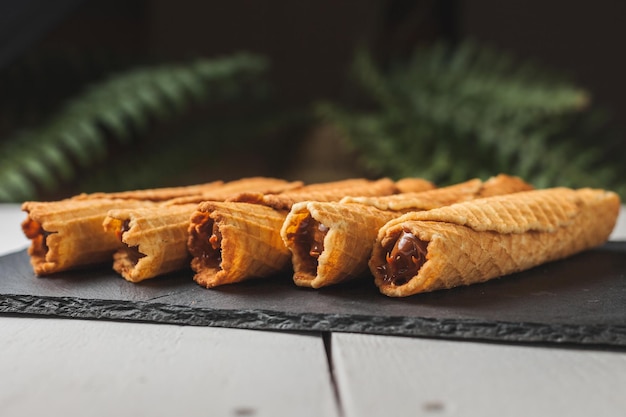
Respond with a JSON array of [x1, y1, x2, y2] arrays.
[[369, 187, 621, 297]]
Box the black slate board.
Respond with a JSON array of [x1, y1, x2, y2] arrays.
[[1, 243, 625, 348]]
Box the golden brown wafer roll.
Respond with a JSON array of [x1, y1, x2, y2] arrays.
[[394, 177, 436, 193], [281, 175, 533, 288], [21, 198, 153, 275], [162, 177, 303, 205], [341, 174, 533, 211], [103, 204, 198, 282], [73, 181, 224, 201], [370, 187, 621, 297], [188, 178, 402, 287], [188, 202, 292, 288], [230, 178, 399, 210]]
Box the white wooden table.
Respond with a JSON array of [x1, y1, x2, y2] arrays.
[[1, 203, 626, 417]]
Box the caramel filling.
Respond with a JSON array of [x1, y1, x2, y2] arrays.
[[115, 219, 131, 242], [208, 222, 222, 253], [378, 231, 428, 286], [22, 218, 52, 256], [287, 214, 329, 273], [115, 219, 145, 264], [193, 218, 222, 266]]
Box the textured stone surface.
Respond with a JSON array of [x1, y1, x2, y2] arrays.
[[1, 243, 625, 347]]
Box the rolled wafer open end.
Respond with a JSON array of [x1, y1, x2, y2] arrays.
[[102, 216, 147, 283], [374, 229, 430, 287], [282, 201, 399, 288], [369, 225, 439, 297], [280, 206, 329, 288], [187, 210, 224, 287], [21, 214, 55, 275]]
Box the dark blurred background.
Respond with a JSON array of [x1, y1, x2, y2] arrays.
[[1, 0, 625, 200]]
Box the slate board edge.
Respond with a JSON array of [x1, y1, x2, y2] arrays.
[[2, 294, 625, 349]]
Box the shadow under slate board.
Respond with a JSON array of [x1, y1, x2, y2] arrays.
[[0, 242, 625, 348]]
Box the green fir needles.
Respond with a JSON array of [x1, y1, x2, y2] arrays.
[[318, 41, 626, 196], [0, 53, 268, 202]]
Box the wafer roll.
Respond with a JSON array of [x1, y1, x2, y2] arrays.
[[21, 198, 153, 275], [282, 175, 533, 288], [103, 204, 198, 282], [394, 177, 435, 193], [188, 202, 292, 287], [341, 174, 533, 211], [73, 181, 224, 201], [370, 187, 621, 297], [230, 178, 399, 210], [162, 177, 303, 205]]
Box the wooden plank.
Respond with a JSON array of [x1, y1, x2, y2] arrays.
[[0, 317, 339, 417], [332, 332, 626, 417]]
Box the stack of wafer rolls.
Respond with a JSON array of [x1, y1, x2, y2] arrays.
[[101, 177, 301, 282], [230, 177, 429, 210], [341, 174, 533, 211], [369, 187, 621, 297], [161, 177, 304, 205], [280, 174, 533, 289], [20, 174, 620, 299], [187, 178, 418, 288], [21, 177, 298, 276]]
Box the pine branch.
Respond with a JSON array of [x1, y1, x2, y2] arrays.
[[0, 53, 268, 202], [318, 41, 626, 196], [75, 108, 306, 193]]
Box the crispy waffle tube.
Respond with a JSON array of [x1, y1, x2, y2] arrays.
[[232, 178, 399, 210], [103, 204, 198, 282], [162, 177, 303, 205], [187, 202, 292, 288], [281, 175, 534, 288], [74, 177, 303, 203], [21, 198, 153, 275], [369, 188, 621, 297], [72, 181, 224, 201], [341, 174, 533, 211]]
